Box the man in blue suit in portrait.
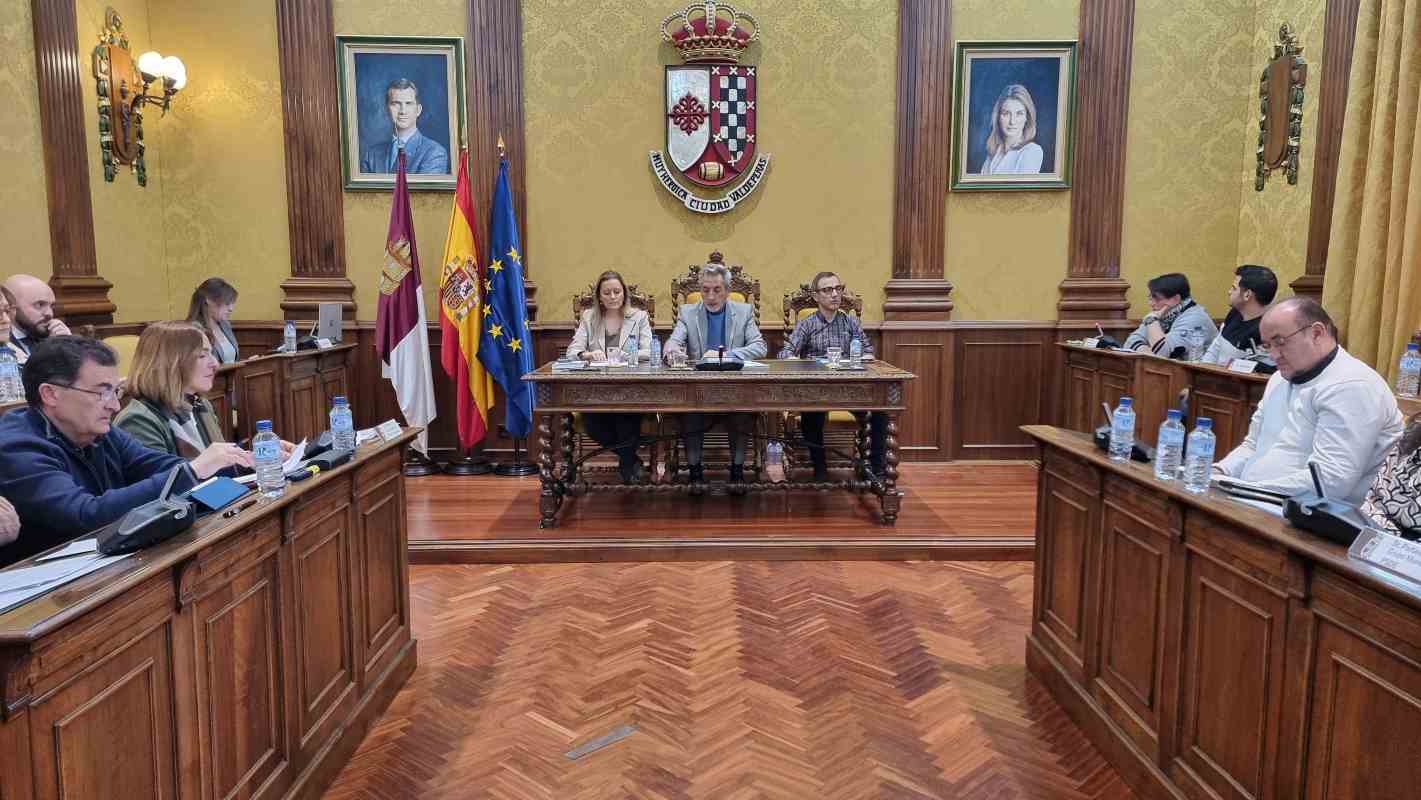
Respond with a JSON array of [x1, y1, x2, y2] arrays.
[[360, 78, 450, 175]]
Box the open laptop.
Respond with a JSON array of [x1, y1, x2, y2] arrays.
[[316, 302, 344, 342]]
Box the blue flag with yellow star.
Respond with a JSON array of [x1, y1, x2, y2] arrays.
[[477, 156, 536, 439]]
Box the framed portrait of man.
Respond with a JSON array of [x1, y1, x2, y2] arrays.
[[337, 35, 465, 191], [950, 41, 1077, 191]]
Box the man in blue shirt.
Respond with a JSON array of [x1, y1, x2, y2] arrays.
[[0, 337, 251, 566], [664, 263, 767, 491], [359, 78, 451, 175]]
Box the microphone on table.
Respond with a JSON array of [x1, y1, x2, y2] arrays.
[[718, 345, 726, 364]]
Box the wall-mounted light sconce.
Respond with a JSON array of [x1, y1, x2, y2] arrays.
[[90, 8, 188, 186]]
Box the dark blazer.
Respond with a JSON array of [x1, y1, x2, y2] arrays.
[[214, 319, 239, 364], [0, 407, 193, 566]]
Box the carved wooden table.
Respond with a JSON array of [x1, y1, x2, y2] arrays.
[[524, 359, 914, 528]]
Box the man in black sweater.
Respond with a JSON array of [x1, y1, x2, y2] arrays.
[[1202, 264, 1277, 368]]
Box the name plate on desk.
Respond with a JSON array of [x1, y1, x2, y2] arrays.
[[1350, 528, 1421, 586], [376, 419, 404, 441], [316, 337, 335, 350], [1227, 359, 1259, 374]]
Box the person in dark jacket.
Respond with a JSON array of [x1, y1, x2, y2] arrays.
[[0, 336, 251, 566]]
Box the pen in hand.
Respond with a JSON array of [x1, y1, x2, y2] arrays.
[[223, 499, 258, 519]]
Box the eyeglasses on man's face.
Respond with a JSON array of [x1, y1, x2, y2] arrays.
[[816, 285, 845, 295], [1259, 323, 1317, 353], [49, 382, 120, 404]]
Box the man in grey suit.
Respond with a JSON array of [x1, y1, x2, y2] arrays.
[[664, 263, 766, 491], [359, 78, 451, 175]]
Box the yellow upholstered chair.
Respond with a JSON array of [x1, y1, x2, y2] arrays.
[[102, 334, 142, 378], [568, 283, 661, 480], [780, 282, 866, 477], [665, 251, 766, 481]]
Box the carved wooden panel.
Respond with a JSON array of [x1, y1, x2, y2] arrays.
[[1093, 499, 1173, 761], [289, 503, 355, 754], [356, 473, 408, 689], [1133, 358, 1185, 447], [1175, 548, 1290, 800], [26, 623, 178, 799], [191, 548, 287, 800], [287, 374, 323, 444], [1066, 363, 1097, 433], [954, 336, 1045, 459], [1036, 461, 1099, 683], [1195, 388, 1248, 456], [239, 364, 281, 444], [698, 383, 878, 408], [881, 335, 948, 460]]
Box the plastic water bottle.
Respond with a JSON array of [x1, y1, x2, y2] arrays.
[[1396, 343, 1421, 398], [1108, 397, 1135, 462], [849, 337, 863, 366], [283, 320, 297, 353], [253, 420, 285, 498], [1183, 418, 1216, 493], [649, 335, 662, 370], [0, 350, 20, 403], [330, 396, 356, 452], [1154, 409, 1186, 481]]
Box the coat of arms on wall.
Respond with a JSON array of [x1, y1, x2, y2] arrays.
[[1255, 24, 1307, 191], [650, 2, 772, 214], [91, 8, 146, 185]]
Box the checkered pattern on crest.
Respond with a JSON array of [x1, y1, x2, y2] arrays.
[[710, 68, 756, 169]]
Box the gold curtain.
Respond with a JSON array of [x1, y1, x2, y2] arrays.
[[1322, 0, 1421, 380]]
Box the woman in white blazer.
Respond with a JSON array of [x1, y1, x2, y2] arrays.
[[566, 271, 652, 483]]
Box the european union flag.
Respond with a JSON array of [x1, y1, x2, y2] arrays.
[[477, 157, 536, 439]]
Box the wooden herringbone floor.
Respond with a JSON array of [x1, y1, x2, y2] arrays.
[[325, 562, 1136, 799]]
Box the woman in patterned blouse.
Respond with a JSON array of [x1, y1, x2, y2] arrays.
[[1362, 412, 1421, 539]]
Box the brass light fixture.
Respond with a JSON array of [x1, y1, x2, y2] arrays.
[[91, 7, 188, 185]]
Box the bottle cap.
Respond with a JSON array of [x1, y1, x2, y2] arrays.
[[333, 396, 347, 405], [1166, 409, 1183, 420], [1118, 397, 1133, 407], [1409, 343, 1419, 351], [256, 420, 273, 431], [1195, 417, 1213, 430]]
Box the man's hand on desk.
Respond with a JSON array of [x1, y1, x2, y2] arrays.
[[279, 440, 297, 459], [0, 497, 18, 546], [191, 443, 255, 479]]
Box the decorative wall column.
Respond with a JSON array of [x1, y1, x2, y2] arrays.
[[1058, 0, 1135, 320], [1295, 0, 1362, 301], [467, 0, 536, 318], [275, 0, 354, 318], [884, 0, 953, 320], [32, 0, 114, 324]]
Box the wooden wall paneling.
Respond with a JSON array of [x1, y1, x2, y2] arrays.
[[952, 325, 1053, 459], [1035, 449, 1102, 684], [1091, 477, 1176, 764], [1131, 357, 1186, 448], [1059, 0, 1136, 319], [467, 0, 537, 316], [1172, 516, 1301, 800], [1296, 0, 1363, 301], [275, 0, 354, 318], [879, 324, 951, 460], [886, 0, 954, 319], [31, 0, 113, 324]]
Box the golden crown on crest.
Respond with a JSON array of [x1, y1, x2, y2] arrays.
[[660, 1, 760, 64]]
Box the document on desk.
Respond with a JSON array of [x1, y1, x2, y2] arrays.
[[0, 545, 129, 614]]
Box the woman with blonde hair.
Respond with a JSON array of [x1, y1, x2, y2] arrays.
[[566, 270, 652, 482], [982, 83, 1044, 175], [113, 321, 256, 475]]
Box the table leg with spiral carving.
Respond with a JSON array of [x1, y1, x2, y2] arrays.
[[560, 413, 576, 488], [538, 412, 559, 528], [856, 411, 871, 484], [879, 411, 902, 525]]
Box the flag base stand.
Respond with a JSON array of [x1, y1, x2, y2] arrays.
[[402, 447, 442, 477], [494, 437, 538, 477], [444, 448, 493, 475]]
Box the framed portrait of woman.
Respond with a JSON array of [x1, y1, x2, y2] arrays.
[[950, 41, 1077, 191]]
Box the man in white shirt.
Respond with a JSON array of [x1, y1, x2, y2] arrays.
[[1215, 297, 1404, 506]]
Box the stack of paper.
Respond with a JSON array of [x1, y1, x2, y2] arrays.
[[0, 540, 128, 614]]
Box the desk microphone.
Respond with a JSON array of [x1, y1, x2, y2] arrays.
[[718, 345, 726, 364], [1284, 461, 1368, 546], [1309, 461, 1326, 498]]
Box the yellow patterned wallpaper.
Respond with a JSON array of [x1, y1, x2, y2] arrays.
[[334, 0, 467, 320], [146, 0, 289, 322], [0, 1, 51, 277], [1121, 0, 1256, 318], [77, 0, 169, 323], [1233, 0, 1327, 294], [522, 0, 898, 324], [946, 0, 1079, 321]]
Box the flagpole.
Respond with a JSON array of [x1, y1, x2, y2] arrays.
[[486, 133, 538, 478], [443, 141, 495, 477]]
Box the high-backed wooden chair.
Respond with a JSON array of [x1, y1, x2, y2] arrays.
[[780, 282, 866, 476], [568, 282, 660, 480], [666, 251, 766, 481]]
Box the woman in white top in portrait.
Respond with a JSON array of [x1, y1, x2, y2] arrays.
[[981, 83, 1044, 175], [565, 270, 652, 484]]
